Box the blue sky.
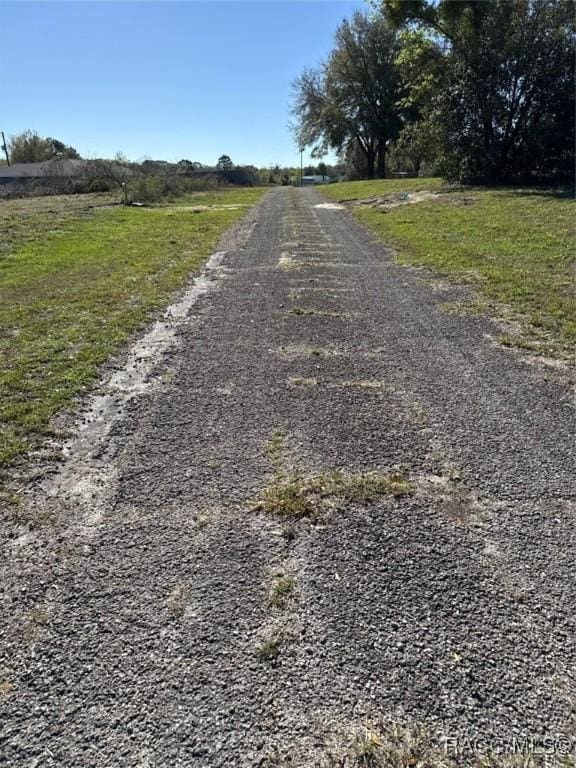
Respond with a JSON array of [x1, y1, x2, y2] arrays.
[[2, 1, 366, 168]]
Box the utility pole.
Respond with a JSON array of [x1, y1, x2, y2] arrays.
[[300, 147, 303, 187], [1, 131, 9, 165]]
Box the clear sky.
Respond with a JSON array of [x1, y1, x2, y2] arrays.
[[2, 0, 366, 168]]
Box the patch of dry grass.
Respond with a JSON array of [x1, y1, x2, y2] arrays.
[[166, 583, 191, 619], [298, 717, 564, 768]]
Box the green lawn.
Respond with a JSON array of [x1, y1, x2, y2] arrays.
[[323, 179, 575, 356], [0, 187, 266, 469], [326, 177, 443, 199]]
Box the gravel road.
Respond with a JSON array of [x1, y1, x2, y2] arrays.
[[1, 187, 575, 766]]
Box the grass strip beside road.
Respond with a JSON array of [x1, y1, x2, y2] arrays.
[[0, 188, 266, 468], [323, 179, 575, 356]]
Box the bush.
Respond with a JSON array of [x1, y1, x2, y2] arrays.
[[129, 175, 166, 203]]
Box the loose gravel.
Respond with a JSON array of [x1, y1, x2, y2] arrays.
[[1, 187, 575, 767]]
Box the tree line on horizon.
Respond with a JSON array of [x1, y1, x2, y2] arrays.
[[291, 0, 574, 183], [0, 136, 346, 202], [0, 138, 337, 187]]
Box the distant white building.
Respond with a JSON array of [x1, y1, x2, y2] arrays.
[[302, 175, 330, 185]]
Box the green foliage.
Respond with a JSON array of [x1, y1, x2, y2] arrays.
[[9, 130, 80, 163], [269, 575, 296, 609], [177, 159, 202, 173], [323, 177, 442, 198], [257, 635, 281, 662], [385, 0, 575, 183], [394, 120, 442, 176], [216, 154, 234, 171], [253, 469, 412, 520], [129, 175, 165, 203], [46, 138, 80, 159], [292, 11, 403, 179]]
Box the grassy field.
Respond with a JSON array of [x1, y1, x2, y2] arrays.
[[323, 179, 575, 356], [327, 176, 443, 199], [0, 187, 265, 469]]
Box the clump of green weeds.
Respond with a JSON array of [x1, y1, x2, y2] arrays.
[[269, 574, 296, 609], [291, 306, 316, 316], [258, 431, 411, 521], [265, 431, 286, 475], [253, 469, 411, 521], [257, 634, 281, 663]]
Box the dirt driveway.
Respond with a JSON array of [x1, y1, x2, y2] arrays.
[[1, 187, 575, 766]]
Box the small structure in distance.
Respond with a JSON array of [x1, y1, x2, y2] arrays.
[[302, 174, 330, 186]]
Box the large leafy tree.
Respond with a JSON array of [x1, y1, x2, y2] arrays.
[[392, 28, 445, 175], [385, 0, 575, 182], [9, 130, 80, 163], [292, 12, 403, 179]]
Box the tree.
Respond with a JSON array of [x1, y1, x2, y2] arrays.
[[384, 0, 575, 182], [292, 12, 403, 179], [393, 119, 441, 176], [46, 137, 80, 159], [216, 154, 234, 171], [177, 159, 194, 174], [9, 130, 81, 163], [177, 159, 203, 173], [85, 156, 132, 202]]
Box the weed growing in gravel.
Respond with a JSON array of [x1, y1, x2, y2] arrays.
[[353, 727, 383, 763], [258, 431, 411, 521], [166, 584, 191, 619], [10, 500, 58, 530], [365, 720, 453, 768], [24, 606, 50, 642], [289, 307, 344, 318], [269, 575, 296, 609], [255, 476, 324, 519], [291, 306, 316, 316], [257, 634, 281, 662], [0, 680, 13, 698], [265, 431, 286, 476], [267, 715, 561, 768], [338, 380, 390, 391], [325, 718, 548, 768], [29, 607, 49, 626], [336, 471, 411, 501], [278, 255, 304, 271], [288, 377, 320, 388], [253, 470, 411, 520], [410, 401, 428, 426]]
